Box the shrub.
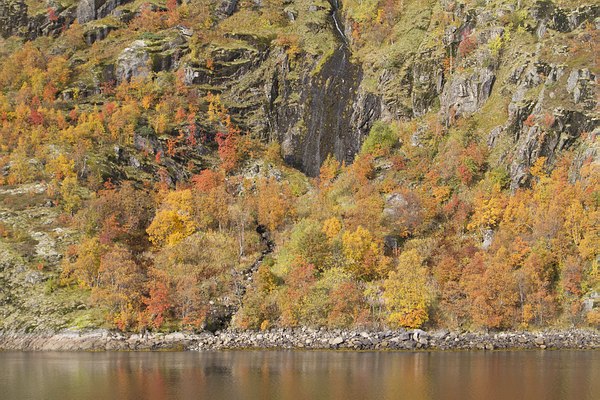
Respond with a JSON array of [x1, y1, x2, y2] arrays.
[[361, 121, 398, 155]]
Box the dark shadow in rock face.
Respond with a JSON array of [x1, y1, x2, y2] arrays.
[[282, 0, 363, 177]]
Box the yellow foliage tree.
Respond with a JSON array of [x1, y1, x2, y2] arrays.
[[322, 217, 342, 240], [530, 156, 548, 179], [45, 153, 75, 181], [383, 249, 433, 328], [147, 189, 197, 246], [467, 186, 506, 232], [318, 154, 340, 190], [342, 226, 388, 279], [46, 56, 71, 90], [91, 244, 143, 330], [7, 147, 35, 185], [60, 175, 84, 214]]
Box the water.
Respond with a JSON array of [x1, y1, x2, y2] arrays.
[[1, 350, 598, 400]]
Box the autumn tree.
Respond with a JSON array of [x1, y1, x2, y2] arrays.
[[324, 269, 369, 328], [142, 274, 171, 329], [464, 250, 519, 329], [318, 154, 340, 190], [60, 175, 85, 215], [383, 249, 433, 328], [191, 169, 231, 231], [256, 176, 294, 231], [149, 231, 239, 329], [432, 243, 473, 328], [279, 262, 317, 326], [147, 189, 197, 246], [518, 243, 559, 326], [91, 245, 144, 330], [342, 226, 389, 279], [76, 181, 154, 251], [60, 237, 103, 288], [286, 219, 332, 271]]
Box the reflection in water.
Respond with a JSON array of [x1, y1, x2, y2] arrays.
[[1, 350, 598, 400]]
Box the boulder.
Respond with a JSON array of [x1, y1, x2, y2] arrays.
[[534, 337, 545, 346]]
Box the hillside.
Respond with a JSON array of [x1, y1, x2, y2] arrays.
[[0, 0, 598, 333]]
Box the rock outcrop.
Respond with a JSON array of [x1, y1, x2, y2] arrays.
[[0, 0, 27, 38], [77, 0, 132, 24], [532, 1, 600, 37], [215, 0, 239, 20], [494, 51, 599, 189], [181, 0, 377, 176], [566, 68, 596, 109], [440, 68, 496, 123], [115, 30, 190, 83], [0, 0, 134, 39], [116, 40, 151, 83]]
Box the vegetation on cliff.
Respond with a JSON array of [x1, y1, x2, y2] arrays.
[[0, 0, 598, 333]]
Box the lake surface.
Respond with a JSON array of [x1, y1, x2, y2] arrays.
[[1, 350, 598, 400]]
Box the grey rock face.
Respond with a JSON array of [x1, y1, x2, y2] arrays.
[[227, 31, 372, 176], [215, 0, 239, 19], [77, 0, 97, 23], [0, 0, 73, 39], [566, 69, 596, 109], [77, 0, 132, 24], [281, 47, 363, 176], [440, 68, 495, 123], [0, 0, 28, 38], [509, 109, 598, 190], [1, 0, 130, 39], [494, 42, 598, 190], [83, 25, 116, 45], [116, 40, 150, 83], [412, 55, 445, 117], [531, 1, 600, 36], [202, 1, 383, 176], [350, 89, 382, 149]]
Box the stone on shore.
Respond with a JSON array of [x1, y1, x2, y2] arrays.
[[0, 328, 598, 352]]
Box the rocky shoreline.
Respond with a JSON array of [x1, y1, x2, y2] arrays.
[[1, 328, 599, 352]]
